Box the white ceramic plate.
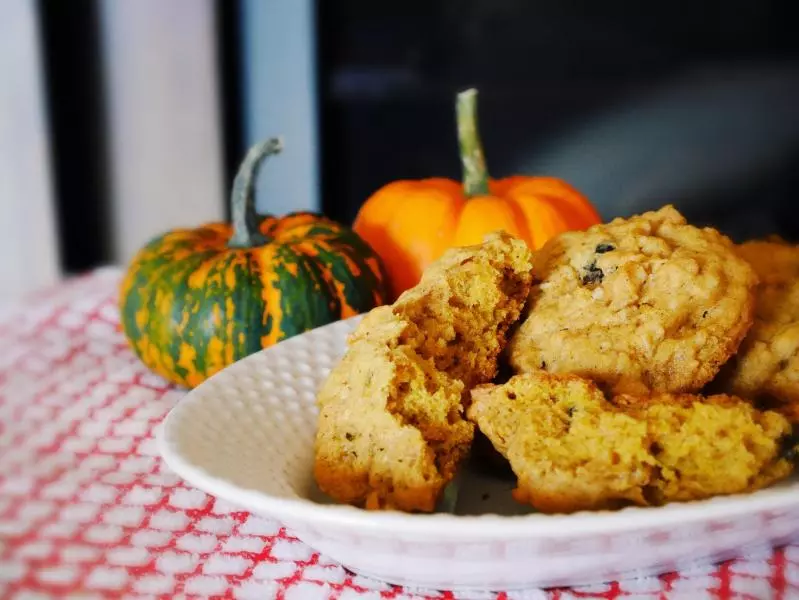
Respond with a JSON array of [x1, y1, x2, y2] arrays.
[[159, 315, 799, 591]]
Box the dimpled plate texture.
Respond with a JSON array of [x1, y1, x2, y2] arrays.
[[160, 315, 799, 591]]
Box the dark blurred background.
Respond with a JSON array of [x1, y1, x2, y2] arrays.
[[2, 0, 798, 301], [317, 0, 799, 235]]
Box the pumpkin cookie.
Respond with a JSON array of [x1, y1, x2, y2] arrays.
[[314, 232, 533, 512], [468, 371, 793, 514], [715, 240, 799, 412], [507, 205, 758, 395]]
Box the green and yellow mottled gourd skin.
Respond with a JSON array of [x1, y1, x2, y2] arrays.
[[119, 212, 388, 388]]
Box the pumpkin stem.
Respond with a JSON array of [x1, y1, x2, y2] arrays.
[[228, 137, 284, 248], [456, 88, 490, 197]]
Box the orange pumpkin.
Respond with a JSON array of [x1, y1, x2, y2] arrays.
[[353, 88, 602, 300]]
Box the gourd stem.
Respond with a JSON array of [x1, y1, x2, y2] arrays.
[[456, 88, 490, 197], [228, 137, 283, 248]]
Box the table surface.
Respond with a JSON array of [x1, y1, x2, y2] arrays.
[[1, 268, 799, 600]]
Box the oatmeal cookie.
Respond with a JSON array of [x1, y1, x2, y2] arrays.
[[507, 205, 758, 394], [715, 240, 799, 411], [314, 232, 532, 512], [468, 370, 793, 514]]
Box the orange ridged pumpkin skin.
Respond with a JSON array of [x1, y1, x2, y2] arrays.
[[353, 175, 600, 299], [353, 89, 601, 300]]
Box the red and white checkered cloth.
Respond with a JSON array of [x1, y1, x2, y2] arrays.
[[1, 268, 799, 599]]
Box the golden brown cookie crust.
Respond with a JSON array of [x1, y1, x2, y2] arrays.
[[468, 370, 793, 514], [508, 205, 758, 395], [314, 322, 471, 512], [716, 240, 799, 408], [314, 232, 533, 512]]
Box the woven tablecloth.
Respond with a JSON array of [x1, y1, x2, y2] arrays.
[[1, 268, 799, 600]]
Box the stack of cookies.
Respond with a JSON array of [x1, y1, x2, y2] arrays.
[[313, 206, 799, 514], [313, 232, 533, 512]]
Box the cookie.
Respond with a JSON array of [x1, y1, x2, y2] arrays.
[[507, 205, 758, 395], [715, 240, 799, 409], [468, 370, 793, 514], [313, 313, 472, 512], [313, 232, 533, 512]]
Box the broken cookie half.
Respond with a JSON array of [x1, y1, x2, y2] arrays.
[[313, 232, 533, 512], [468, 370, 794, 514]]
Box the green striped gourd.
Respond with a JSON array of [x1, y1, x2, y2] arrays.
[[119, 138, 389, 388]]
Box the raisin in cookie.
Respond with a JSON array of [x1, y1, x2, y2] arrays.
[[715, 239, 799, 410], [314, 232, 532, 512], [507, 205, 758, 395], [468, 371, 793, 514]]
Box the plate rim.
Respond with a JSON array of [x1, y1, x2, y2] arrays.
[[159, 318, 799, 541]]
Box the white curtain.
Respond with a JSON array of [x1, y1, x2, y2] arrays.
[[0, 0, 315, 304], [98, 0, 226, 265], [0, 0, 60, 305]]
